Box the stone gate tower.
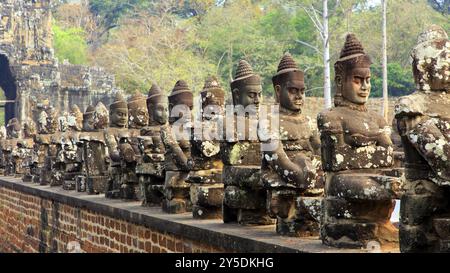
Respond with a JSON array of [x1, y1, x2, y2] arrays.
[[0, 0, 120, 124]]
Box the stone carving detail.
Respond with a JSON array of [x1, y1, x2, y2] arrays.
[[36, 106, 58, 186], [20, 121, 36, 182], [261, 54, 324, 236], [396, 25, 450, 253], [104, 93, 129, 198], [222, 60, 274, 225], [3, 118, 21, 176], [318, 34, 402, 250], [60, 105, 84, 190], [161, 80, 194, 214], [84, 102, 110, 194], [188, 76, 225, 219], [116, 91, 149, 200], [138, 84, 167, 207]]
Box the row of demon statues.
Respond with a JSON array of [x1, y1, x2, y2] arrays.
[[0, 25, 448, 252]]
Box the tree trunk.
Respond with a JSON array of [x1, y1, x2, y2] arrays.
[[381, 0, 389, 121], [323, 0, 332, 109]]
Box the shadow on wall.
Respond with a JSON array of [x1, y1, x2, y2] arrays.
[[0, 54, 17, 124]]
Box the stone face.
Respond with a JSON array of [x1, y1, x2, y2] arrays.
[[261, 53, 324, 237], [396, 25, 450, 253], [319, 34, 401, 250]]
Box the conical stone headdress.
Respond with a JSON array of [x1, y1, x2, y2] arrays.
[[110, 91, 128, 111], [201, 76, 225, 107], [230, 60, 261, 91], [147, 83, 165, 105], [272, 53, 304, 85], [169, 80, 193, 108], [336, 33, 371, 66], [128, 91, 147, 110]]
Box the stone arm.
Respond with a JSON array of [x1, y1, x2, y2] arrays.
[[161, 125, 192, 170], [375, 115, 394, 148], [309, 129, 321, 156], [119, 142, 136, 163], [407, 118, 450, 181], [263, 140, 317, 191], [104, 133, 121, 163]]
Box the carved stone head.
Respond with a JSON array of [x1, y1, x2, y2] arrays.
[[94, 102, 109, 130], [231, 60, 262, 112], [82, 105, 95, 132], [168, 80, 193, 124], [6, 118, 21, 139], [128, 91, 149, 129], [201, 76, 225, 120], [68, 104, 83, 131], [272, 53, 305, 113], [147, 83, 168, 126], [334, 34, 372, 107], [411, 25, 449, 92], [45, 106, 58, 134], [109, 92, 128, 128]]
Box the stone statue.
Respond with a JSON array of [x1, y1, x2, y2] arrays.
[[188, 76, 225, 219], [37, 106, 58, 185], [116, 91, 149, 200], [76, 105, 96, 192], [61, 105, 84, 190], [138, 84, 167, 207], [49, 112, 68, 186], [161, 80, 194, 214], [0, 126, 7, 175], [20, 121, 37, 182], [105, 92, 129, 198], [4, 118, 21, 176], [222, 60, 274, 225], [261, 53, 324, 236], [395, 25, 450, 253], [318, 34, 402, 250], [84, 102, 110, 194]]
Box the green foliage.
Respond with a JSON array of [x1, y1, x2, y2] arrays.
[[53, 23, 88, 65], [67, 0, 448, 98], [371, 63, 415, 97]]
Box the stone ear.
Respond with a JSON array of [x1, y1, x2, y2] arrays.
[[232, 88, 239, 104], [335, 75, 342, 87], [274, 85, 281, 102]]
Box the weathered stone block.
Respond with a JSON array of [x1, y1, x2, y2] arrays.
[[190, 184, 223, 207], [223, 186, 266, 210], [222, 165, 262, 189]]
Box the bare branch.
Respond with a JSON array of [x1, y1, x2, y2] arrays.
[[295, 40, 321, 55]]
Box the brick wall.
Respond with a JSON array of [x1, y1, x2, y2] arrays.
[[0, 186, 226, 253]]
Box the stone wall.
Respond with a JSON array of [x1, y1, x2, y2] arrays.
[[0, 180, 225, 253], [0, 177, 366, 253]]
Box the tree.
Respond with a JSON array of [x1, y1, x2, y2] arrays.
[[53, 23, 89, 65], [91, 10, 215, 94], [381, 0, 388, 120], [427, 0, 449, 14]]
